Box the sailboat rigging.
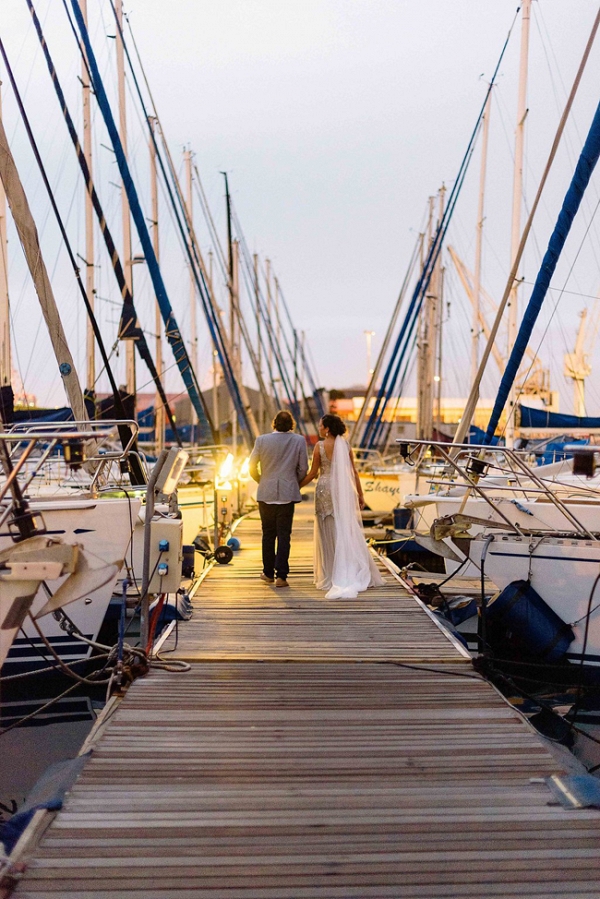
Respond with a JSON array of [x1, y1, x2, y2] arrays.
[[70, 0, 216, 443], [23, 0, 182, 453]]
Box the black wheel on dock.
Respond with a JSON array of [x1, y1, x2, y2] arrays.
[[214, 545, 234, 564]]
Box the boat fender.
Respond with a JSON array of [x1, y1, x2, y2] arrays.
[[486, 579, 575, 662]]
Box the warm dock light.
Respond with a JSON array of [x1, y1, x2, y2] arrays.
[[239, 457, 250, 478], [219, 453, 234, 480]]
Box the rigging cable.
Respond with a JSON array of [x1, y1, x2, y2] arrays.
[[234, 254, 285, 414], [121, 8, 307, 439], [351, 229, 423, 446], [484, 99, 600, 443], [457, 6, 600, 444], [249, 256, 322, 431], [260, 264, 324, 420], [0, 35, 147, 484], [501, 196, 600, 438], [233, 221, 309, 428], [106, 4, 255, 444], [68, 0, 217, 443], [24, 0, 182, 449], [360, 6, 521, 450]]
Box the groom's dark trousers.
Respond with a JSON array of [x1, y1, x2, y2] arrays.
[[258, 501, 295, 580]]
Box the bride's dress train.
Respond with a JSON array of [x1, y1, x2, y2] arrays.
[[314, 436, 384, 598]]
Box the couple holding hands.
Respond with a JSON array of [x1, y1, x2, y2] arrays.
[[249, 409, 383, 598]]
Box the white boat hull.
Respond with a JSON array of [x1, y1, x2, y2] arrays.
[[0, 496, 140, 674], [358, 470, 421, 512]]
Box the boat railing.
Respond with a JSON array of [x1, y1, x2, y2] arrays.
[[399, 439, 599, 540], [0, 422, 144, 508], [424, 478, 600, 501], [0, 424, 126, 538], [6, 419, 139, 458], [353, 448, 386, 471]]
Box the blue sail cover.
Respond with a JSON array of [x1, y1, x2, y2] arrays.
[[519, 404, 600, 430], [468, 424, 502, 445], [484, 100, 600, 443], [13, 407, 73, 423]]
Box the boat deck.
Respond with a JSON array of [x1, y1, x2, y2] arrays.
[[14, 504, 600, 897]]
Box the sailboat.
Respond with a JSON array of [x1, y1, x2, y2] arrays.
[[0, 43, 144, 672], [407, 10, 600, 670], [0, 420, 139, 673]]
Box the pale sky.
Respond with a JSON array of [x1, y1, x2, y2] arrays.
[[3, 1, 600, 414]]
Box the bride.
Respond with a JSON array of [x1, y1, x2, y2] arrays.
[[300, 414, 384, 598]]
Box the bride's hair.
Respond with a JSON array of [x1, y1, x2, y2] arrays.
[[321, 413, 346, 437]]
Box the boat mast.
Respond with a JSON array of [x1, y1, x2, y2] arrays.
[[0, 117, 86, 420], [185, 148, 198, 436], [471, 89, 492, 386], [81, 0, 95, 400], [222, 171, 238, 449], [265, 259, 273, 385], [506, 0, 531, 445], [149, 115, 164, 451], [254, 252, 264, 431], [0, 81, 10, 392], [435, 259, 445, 429], [433, 188, 445, 431], [274, 274, 281, 349], [208, 249, 220, 431], [115, 0, 135, 405], [293, 326, 298, 419], [416, 196, 435, 440], [232, 238, 240, 451], [300, 330, 306, 424]]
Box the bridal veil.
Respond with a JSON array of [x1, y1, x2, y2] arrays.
[[325, 436, 384, 599]]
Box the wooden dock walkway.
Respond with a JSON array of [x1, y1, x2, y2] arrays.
[[14, 504, 600, 897]]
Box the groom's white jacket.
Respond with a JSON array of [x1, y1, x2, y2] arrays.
[[249, 432, 308, 504]]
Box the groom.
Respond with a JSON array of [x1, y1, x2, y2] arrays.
[[249, 410, 308, 588]]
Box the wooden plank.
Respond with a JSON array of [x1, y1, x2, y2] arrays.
[[14, 504, 600, 897], [162, 505, 469, 663]]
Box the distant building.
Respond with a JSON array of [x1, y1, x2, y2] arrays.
[[327, 387, 560, 436], [96, 385, 278, 439]]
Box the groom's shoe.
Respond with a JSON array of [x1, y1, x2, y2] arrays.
[[260, 573, 275, 584], [275, 578, 289, 588]]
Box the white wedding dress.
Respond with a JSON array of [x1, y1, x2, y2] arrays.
[[314, 436, 384, 598]]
